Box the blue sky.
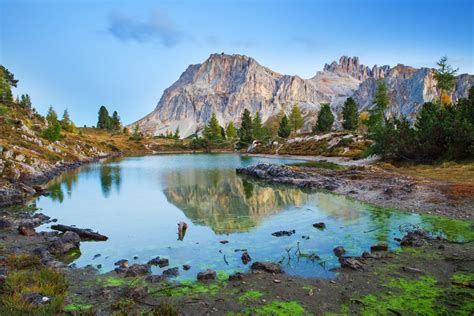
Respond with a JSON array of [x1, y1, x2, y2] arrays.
[[1, 0, 472, 126]]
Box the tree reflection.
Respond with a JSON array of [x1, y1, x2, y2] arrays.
[[100, 165, 121, 198]]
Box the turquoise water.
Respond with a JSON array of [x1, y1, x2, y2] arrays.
[[35, 154, 433, 279]]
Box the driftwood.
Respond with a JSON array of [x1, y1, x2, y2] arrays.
[[51, 224, 108, 241]]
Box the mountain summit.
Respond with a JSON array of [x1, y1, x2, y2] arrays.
[[132, 54, 473, 138]]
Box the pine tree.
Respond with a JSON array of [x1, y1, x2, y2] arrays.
[[46, 106, 58, 125], [278, 115, 291, 138], [434, 56, 457, 105], [253, 111, 265, 140], [342, 97, 359, 130], [288, 103, 304, 133], [203, 113, 222, 143], [314, 103, 334, 133], [226, 121, 237, 140], [97, 106, 110, 129], [367, 80, 390, 136], [110, 111, 122, 130], [174, 127, 180, 139], [61, 109, 75, 132], [19, 94, 32, 110], [239, 109, 253, 146]]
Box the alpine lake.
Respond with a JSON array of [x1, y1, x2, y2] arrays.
[[34, 154, 471, 280]]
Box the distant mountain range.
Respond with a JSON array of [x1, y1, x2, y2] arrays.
[[131, 54, 473, 138]]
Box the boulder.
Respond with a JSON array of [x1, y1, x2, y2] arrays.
[[114, 259, 129, 268], [147, 257, 169, 268], [241, 252, 252, 265], [333, 246, 346, 257], [313, 222, 326, 230], [182, 264, 191, 271], [339, 256, 364, 270], [228, 272, 244, 281], [400, 230, 430, 247], [124, 264, 151, 277], [250, 262, 283, 274], [370, 244, 388, 252], [197, 269, 216, 282], [48, 231, 80, 254], [145, 275, 165, 283], [162, 267, 179, 278], [18, 224, 35, 236]]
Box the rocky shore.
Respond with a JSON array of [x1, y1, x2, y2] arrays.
[[237, 163, 474, 220], [0, 154, 114, 208]]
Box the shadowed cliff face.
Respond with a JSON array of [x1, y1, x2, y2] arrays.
[[132, 54, 473, 138], [163, 169, 364, 234]]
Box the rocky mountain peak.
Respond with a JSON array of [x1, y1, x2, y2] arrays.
[[324, 56, 390, 81]]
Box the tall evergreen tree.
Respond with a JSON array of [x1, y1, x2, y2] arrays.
[[61, 109, 75, 132], [252, 111, 265, 140], [367, 79, 390, 137], [110, 111, 122, 130], [226, 121, 237, 140], [314, 103, 334, 133], [19, 94, 32, 110], [97, 106, 110, 129], [174, 127, 180, 139], [434, 56, 457, 105], [203, 113, 222, 142], [288, 103, 304, 133], [278, 115, 291, 138], [342, 97, 359, 130], [239, 109, 253, 146], [46, 106, 58, 125]]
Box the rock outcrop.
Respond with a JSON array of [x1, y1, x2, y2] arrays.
[[131, 54, 473, 138]]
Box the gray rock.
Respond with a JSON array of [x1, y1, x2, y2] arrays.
[[250, 262, 283, 274], [333, 246, 346, 258], [124, 264, 151, 277], [48, 231, 80, 254], [22, 293, 52, 305], [162, 267, 179, 278], [197, 269, 216, 281]]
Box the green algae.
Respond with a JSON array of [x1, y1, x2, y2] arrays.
[[452, 272, 474, 284], [250, 300, 306, 316], [359, 276, 445, 315], [239, 290, 263, 303], [99, 276, 144, 288], [64, 303, 93, 312], [421, 214, 474, 242]]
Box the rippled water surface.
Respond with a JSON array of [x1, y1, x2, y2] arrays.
[[35, 154, 463, 279]]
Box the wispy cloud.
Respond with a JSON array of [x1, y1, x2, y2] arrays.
[[107, 11, 182, 47]]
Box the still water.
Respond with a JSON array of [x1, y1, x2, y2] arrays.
[[35, 154, 454, 280]]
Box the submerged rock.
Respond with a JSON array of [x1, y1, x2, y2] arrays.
[[400, 229, 431, 247], [148, 257, 169, 268], [313, 222, 326, 230], [251, 262, 283, 274], [241, 252, 252, 265], [272, 230, 295, 237], [182, 264, 191, 271], [197, 269, 216, 281], [162, 267, 179, 278], [333, 246, 346, 257]]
